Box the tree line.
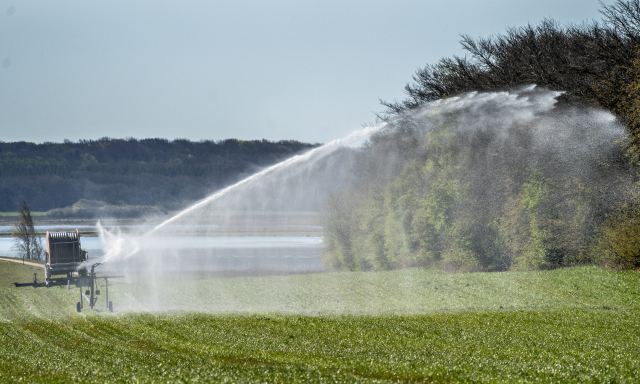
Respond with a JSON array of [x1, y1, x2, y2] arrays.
[[321, 0, 640, 271], [0, 138, 319, 212]]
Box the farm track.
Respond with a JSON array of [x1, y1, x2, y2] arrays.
[[0, 257, 45, 269]]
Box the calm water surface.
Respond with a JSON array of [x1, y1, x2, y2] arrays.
[[0, 235, 323, 272]]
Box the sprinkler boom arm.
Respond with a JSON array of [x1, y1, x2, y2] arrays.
[[76, 261, 123, 313]]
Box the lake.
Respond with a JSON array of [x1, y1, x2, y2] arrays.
[[0, 235, 324, 273]]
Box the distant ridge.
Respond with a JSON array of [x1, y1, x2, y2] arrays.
[[0, 138, 320, 212]]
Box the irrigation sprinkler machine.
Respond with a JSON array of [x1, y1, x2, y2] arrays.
[[45, 230, 122, 313]]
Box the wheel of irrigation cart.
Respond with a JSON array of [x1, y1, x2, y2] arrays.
[[76, 302, 81, 313], [109, 301, 113, 313]]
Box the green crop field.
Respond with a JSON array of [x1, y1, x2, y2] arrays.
[[1, 258, 639, 383]]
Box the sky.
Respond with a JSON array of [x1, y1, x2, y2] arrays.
[[1, 0, 605, 144]]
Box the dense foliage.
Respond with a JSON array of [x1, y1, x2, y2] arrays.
[[323, 1, 640, 271], [0, 137, 318, 212], [322, 91, 632, 272]]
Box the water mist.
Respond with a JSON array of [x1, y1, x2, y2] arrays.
[[93, 86, 631, 313]]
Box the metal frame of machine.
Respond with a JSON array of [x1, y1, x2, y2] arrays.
[[44, 230, 122, 313], [44, 230, 88, 285], [76, 262, 121, 313]]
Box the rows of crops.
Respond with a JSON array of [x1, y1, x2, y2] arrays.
[[1, 259, 639, 383]]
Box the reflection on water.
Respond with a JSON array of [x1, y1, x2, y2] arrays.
[[102, 236, 323, 273], [0, 224, 223, 233], [0, 236, 324, 273], [0, 225, 96, 233]]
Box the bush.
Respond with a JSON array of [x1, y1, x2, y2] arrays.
[[591, 200, 640, 269]]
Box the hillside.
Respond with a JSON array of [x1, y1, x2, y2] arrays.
[[1, 260, 639, 382], [0, 138, 320, 213], [3, 257, 639, 315]]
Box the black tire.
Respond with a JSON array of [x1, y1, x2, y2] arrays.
[[108, 301, 113, 313], [76, 302, 81, 313]]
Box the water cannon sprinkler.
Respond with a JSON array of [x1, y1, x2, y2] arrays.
[[75, 259, 123, 314]]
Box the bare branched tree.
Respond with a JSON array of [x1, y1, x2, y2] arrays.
[[381, 1, 640, 117], [12, 201, 44, 261]]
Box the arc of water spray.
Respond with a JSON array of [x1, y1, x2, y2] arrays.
[[92, 123, 385, 267], [92, 222, 140, 265], [150, 123, 386, 234]]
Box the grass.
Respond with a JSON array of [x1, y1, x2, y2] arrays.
[[1, 260, 639, 383], [110, 266, 640, 314]]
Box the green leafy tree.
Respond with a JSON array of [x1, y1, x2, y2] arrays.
[[12, 201, 44, 261]]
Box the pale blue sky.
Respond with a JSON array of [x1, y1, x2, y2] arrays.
[[1, 0, 604, 144]]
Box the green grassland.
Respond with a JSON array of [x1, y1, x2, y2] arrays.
[[1, 259, 639, 383]]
